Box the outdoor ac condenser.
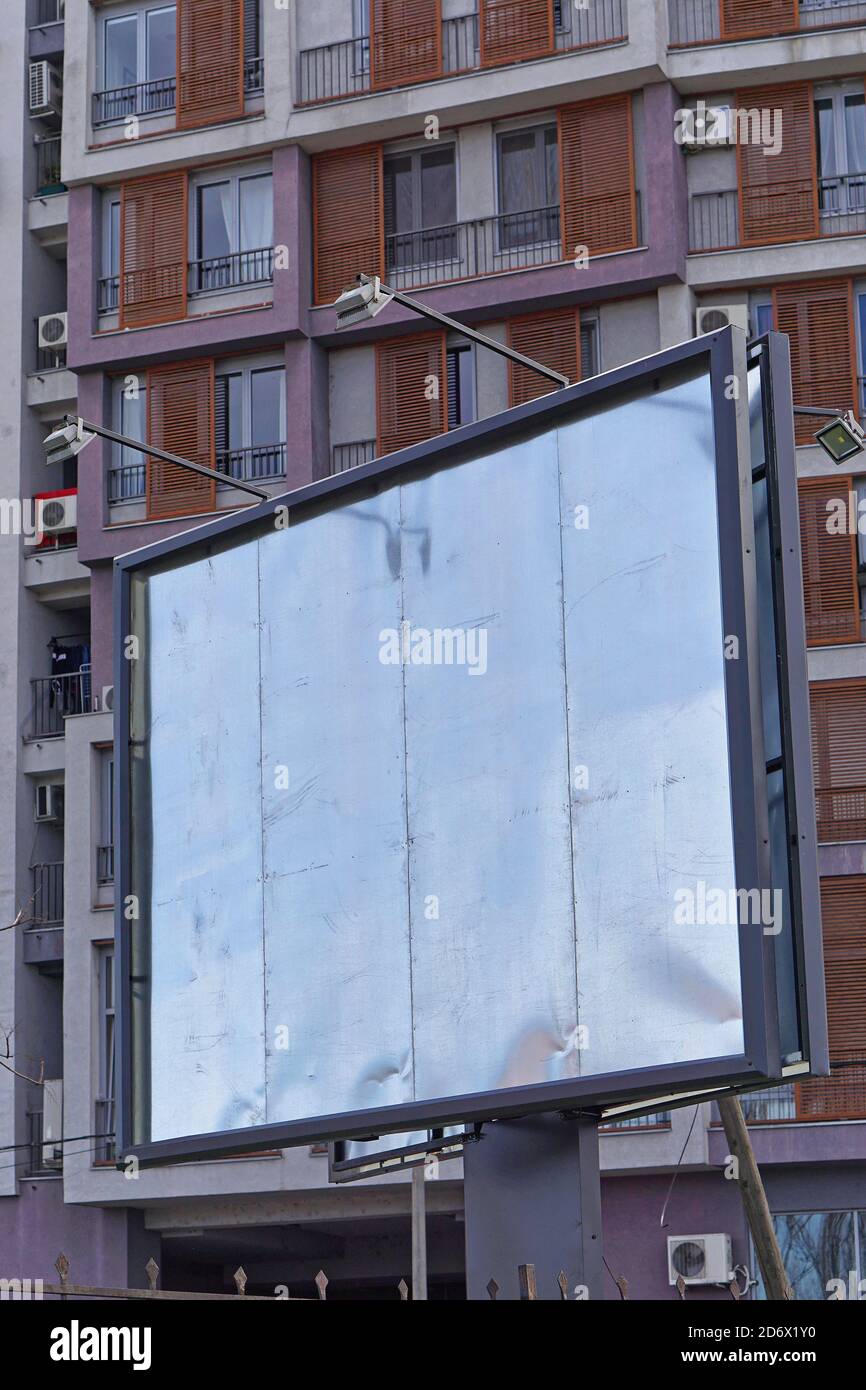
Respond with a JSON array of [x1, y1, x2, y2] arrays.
[[667, 1234, 733, 1287]]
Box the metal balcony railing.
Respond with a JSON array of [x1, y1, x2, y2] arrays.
[[297, 1, 627, 106], [32, 862, 63, 926], [92, 76, 176, 127], [29, 668, 90, 738], [98, 275, 119, 314], [600, 1111, 672, 1131], [669, 0, 866, 46], [331, 440, 376, 475], [189, 246, 274, 294], [35, 344, 67, 371], [244, 55, 264, 93], [737, 1086, 797, 1123], [108, 463, 145, 503], [688, 188, 739, 251], [819, 171, 866, 235], [96, 845, 115, 885], [35, 134, 64, 195], [215, 443, 286, 484]]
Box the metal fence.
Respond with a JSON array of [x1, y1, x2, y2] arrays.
[[35, 344, 67, 371], [737, 1086, 797, 1123], [331, 440, 377, 474], [216, 443, 286, 484], [32, 862, 63, 926], [92, 76, 176, 126], [669, 0, 866, 45], [35, 135, 64, 195], [819, 171, 866, 236], [108, 464, 145, 503], [189, 246, 274, 294], [96, 844, 115, 885], [688, 189, 739, 251], [29, 669, 90, 738]]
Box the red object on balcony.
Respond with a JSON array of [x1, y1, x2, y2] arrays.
[[32, 488, 77, 550]]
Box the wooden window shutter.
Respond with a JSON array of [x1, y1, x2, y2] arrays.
[[811, 679, 866, 842], [313, 145, 384, 306], [797, 476, 859, 647], [479, 0, 554, 68], [736, 82, 817, 246], [147, 360, 216, 520], [507, 308, 580, 407], [176, 0, 244, 131], [721, 0, 799, 40], [376, 333, 447, 456], [120, 172, 188, 329], [774, 280, 859, 443], [558, 94, 637, 259], [371, 0, 442, 90], [797, 876, 866, 1120]]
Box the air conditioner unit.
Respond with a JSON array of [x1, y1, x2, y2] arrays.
[[35, 490, 77, 536], [681, 104, 732, 154], [97, 684, 115, 713], [28, 61, 62, 119], [696, 304, 750, 337], [38, 312, 68, 351], [668, 1234, 732, 1287], [42, 1080, 63, 1170], [34, 781, 64, 823]]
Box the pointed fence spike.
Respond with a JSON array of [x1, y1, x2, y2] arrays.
[[615, 1275, 629, 1301], [145, 1257, 159, 1292], [55, 1253, 69, 1284], [397, 1278, 409, 1301], [315, 1270, 329, 1301], [557, 1270, 569, 1300], [233, 1266, 248, 1296], [518, 1264, 537, 1301], [729, 1278, 742, 1301], [486, 1278, 499, 1301], [676, 1274, 687, 1300]]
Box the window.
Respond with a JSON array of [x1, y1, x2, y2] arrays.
[[99, 194, 121, 313], [496, 125, 560, 249], [215, 363, 286, 483], [753, 301, 774, 336], [384, 146, 457, 269], [191, 171, 274, 292], [98, 5, 176, 121], [580, 317, 599, 378], [353, 0, 370, 74], [95, 946, 116, 1162], [447, 344, 476, 430], [857, 291, 866, 417], [755, 1211, 864, 1300], [97, 748, 114, 885], [110, 378, 148, 501], [815, 85, 866, 219]]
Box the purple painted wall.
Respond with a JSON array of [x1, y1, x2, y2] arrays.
[[0, 1181, 157, 1290]]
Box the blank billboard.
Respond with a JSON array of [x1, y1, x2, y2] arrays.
[[117, 330, 826, 1160]]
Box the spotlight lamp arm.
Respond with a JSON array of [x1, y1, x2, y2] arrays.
[[59, 415, 269, 502], [353, 274, 571, 390]]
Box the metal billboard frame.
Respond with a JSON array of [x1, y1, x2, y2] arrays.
[[113, 327, 827, 1166]]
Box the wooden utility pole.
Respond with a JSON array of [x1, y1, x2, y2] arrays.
[[717, 1095, 793, 1301]]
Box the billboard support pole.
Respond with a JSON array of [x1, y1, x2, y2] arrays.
[[462, 1114, 604, 1302], [717, 1096, 793, 1301], [411, 1166, 428, 1301]]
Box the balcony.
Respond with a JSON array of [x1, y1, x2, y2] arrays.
[[669, 0, 866, 45], [36, 0, 65, 22], [689, 175, 866, 251], [32, 862, 64, 927], [92, 57, 264, 128], [382, 195, 640, 291], [188, 246, 274, 295], [29, 669, 90, 740], [35, 134, 64, 197], [108, 445, 287, 506], [96, 844, 114, 885], [331, 440, 377, 475], [296, 1, 627, 106]]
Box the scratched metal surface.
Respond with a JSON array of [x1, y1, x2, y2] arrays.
[[560, 370, 744, 1073], [137, 364, 746, 1138], [144, 545, 267, 1141]]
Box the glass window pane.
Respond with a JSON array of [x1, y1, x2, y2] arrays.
[[250, 368, 284, 445], [146, 6, 176, 81], [845, 96, 866, 206], [384, 155, 414, 235], [757, 1213, 854, 1300], [498, 131, 540, 213], [104, 15, 138, 89], [815, 99, 838, 180], [544, 126, 559, 205], [239, 174, 273, 251], [420, 147, 456, 228], [198, 183, 233, 260], [107, 200, 121, 277], [118, 386, 146, 470]]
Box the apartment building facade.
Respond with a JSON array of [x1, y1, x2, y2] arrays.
[[0, 0, 864, 1298]]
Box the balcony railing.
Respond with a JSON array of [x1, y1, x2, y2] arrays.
[[216, 443, 286, 484], [95, 1097, 116, 1164], [331, 440, 377, 474], [35, 344, 67, 371], [669, 0, 866, 46], [244, 55, 264, 94], [297, 1, 627, 106], [689, 189, 739, 251], [96, 844, 115, 885], [600, 1111, 672, 1131], [92, 76, 176, 127], [738, 1086, 797, 1123], [108, 463, 145, 503], [383, 194, 640, 291], [98, 275, 119, 314], [189, 246, 274, 294], [689, 176, 866, 251], [35, 134, 64, 196], [32, 862, 63, 926], [29, 668, 90, 738]]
